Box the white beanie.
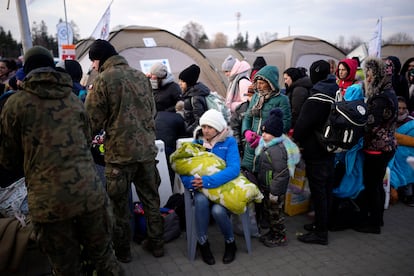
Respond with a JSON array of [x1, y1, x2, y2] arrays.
[[150, 62, 168, 78], [199, 109, 227, 132], [222, 55, 236, 72]]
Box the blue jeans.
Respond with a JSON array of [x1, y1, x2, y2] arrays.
[[194, 192, 234, 244]]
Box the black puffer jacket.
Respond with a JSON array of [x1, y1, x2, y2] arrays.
[[286, 76, 313, 128], [153, 81, 182, 112], [182, 82, 210, 136]]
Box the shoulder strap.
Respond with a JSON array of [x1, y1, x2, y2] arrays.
[[308, 93, 335, 104]]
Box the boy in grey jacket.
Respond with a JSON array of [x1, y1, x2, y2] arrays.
[[255, 108, 300, 247]]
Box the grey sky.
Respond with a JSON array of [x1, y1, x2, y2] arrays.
[[1, 0, 413, 46]]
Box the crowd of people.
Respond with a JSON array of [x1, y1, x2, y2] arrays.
[[1, 40, 414, 273]]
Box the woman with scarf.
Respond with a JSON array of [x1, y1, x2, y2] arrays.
[[149, 61, 182, 112], [241, 65, 291, 172], [221, 55, 252, 113]]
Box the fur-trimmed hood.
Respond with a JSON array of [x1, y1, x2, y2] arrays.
[[363, 57, 392, 97]]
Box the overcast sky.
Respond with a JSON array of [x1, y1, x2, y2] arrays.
[[1, 0, 413, 46]]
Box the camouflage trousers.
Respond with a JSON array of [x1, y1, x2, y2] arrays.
[[263, 194, 286, 235], [105, 161, 164, 257], [33, 200, 125, 276]]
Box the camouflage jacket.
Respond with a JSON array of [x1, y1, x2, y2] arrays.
[[0, 67, 107, 223], [85, 55, 157, 164]]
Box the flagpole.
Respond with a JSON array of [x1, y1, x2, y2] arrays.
[[378, 16, 382, 58], [15, 0, 33, 54], [63, 0, 69, 44]]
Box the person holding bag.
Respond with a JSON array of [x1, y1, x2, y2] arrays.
[[179, 109, 240, 265]]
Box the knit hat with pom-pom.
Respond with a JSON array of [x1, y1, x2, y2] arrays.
[[261, 108, 284, 137]]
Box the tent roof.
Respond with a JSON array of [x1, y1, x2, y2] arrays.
[[381, 43, 414, 65], [256, 35, 345, 79], [76, 25, 226, 96], [200, 48, 245, 86]]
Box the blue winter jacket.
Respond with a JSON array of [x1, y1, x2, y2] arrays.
[[180, 131, 240, 189]]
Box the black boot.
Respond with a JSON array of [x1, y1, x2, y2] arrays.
[[222, 241, 237, 264], [198, 241, 215, 265], [297, 231, 328, 245]]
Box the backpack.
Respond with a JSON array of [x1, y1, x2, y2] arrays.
[[309, 92, 368, 153], [163, 193, 186, 230], [204, 91, 231, 122], [133, 202, 181, 243]]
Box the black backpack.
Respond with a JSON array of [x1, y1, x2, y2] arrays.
[[309, 92, 368, 153]]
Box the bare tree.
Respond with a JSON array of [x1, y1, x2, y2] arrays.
[[385, 32, 413, 43], [180, 21, 209, 48], [348, 36, 363, 51], [211, 32, 228, 48], [31, 20, 58, 56], [336, 35, 345, 50], [259, 32, 278, 45]]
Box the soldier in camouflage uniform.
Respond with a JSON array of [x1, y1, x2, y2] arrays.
[[0, 46, 124, 275], [85, 39, 164, 262]]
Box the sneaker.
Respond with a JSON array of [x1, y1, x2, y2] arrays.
[[297, 231, 328, 245], [263, 235, 288, 248], [142, 239, 164, 258]]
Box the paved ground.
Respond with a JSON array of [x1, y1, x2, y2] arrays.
[[8, 201, 414, 276]]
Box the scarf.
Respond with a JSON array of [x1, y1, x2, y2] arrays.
[[225, 72, 249, 108], [251, 90, 278, 117], [255, 134, 301, 177], [202, 127, 230, 149]]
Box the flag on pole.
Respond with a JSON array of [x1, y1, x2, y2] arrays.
[[368, 17, 382, 58], [90, 1, 112, 40]]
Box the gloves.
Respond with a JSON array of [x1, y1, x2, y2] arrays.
[[244, 130, 261, 149]]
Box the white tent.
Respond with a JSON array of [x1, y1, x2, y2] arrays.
[[76, 26, 227, 96], [255, 35, 346, 86]]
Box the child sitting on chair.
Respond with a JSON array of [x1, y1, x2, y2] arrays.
[[254, 108, 300, 247], [179, 109, 240, 265]]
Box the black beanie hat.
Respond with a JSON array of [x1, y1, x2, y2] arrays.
[[284, 67, 303, 82], [262, 108, 284, 137], [23, 46, 55, 75], [89, 39, 117, 68], [179, 64, 200, 87], [310, 60, 330, 84], [56, 60, 83, 82], [253, 56, 267, 71]]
